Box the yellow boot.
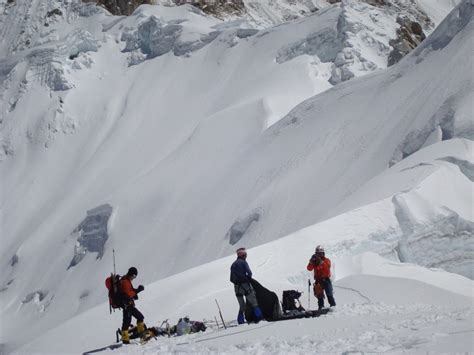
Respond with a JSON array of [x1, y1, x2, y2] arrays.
[[121, 330, 130, 344], [137, 321, 146, 336]]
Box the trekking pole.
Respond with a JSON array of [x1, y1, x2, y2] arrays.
[[307, 279, 311, 309], [113, 248, 117, 275], [215, 299, 227, 329], [109, 285, 112, 314]]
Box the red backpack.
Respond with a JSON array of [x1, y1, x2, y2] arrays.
[[105, 273, 124, 311]]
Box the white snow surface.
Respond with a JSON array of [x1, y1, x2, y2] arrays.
[[17, 241, 474, 354], [0, 0, 472, 353]]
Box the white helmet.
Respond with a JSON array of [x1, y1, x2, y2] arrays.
[[315, 245, 325, 253]]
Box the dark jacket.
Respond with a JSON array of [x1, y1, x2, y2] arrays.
[[230, 257, 253, 284]]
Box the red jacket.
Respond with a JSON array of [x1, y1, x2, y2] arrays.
[[307, 257, 331, 280], [119, 276, 137, 301]]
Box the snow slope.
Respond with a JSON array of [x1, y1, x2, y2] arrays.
[[8, 137, 474, 353], [18, 218, 473, 353], [0, 0, 471, 352], [15, 138, 474, 352]]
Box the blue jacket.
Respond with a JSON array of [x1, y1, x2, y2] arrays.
[[230, 257, 253, 284]]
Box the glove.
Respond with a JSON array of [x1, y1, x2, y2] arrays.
[[310, 254, 322, 265], [136, 285, 145, 293], [133, 295, 139, 300]]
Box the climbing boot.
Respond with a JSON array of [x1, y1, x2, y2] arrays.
[[253, 307, 263, 321], [122, 330, 130, 344], [137, 321, 146, 337], [237, 311, 245, 324]]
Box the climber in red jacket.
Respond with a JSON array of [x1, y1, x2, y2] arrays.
[[307, 245, 336, 310], [119, 267, 145, 344]]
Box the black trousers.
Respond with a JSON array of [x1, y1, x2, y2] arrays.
[[122, 305, 144, 331], [317, 278, 336, 309]]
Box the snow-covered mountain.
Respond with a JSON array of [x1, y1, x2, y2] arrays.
[[0, 0, 472, 353]]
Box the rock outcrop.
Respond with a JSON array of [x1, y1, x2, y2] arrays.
[[175, 0, 244, 17], [388, 16, 426, 66], [88, 0, 152, 16], [88, 0, 245, 16], [68, 204, 113, 268]]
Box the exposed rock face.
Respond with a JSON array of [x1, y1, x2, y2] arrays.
[[88, 0, 244, 16], [329, 0, 386, 4], [46, 8, 63, 17], [68, 204, 113, 268], [89, 0, 152, 16], [175, 0, 244, 17], [226, 211, 260, 245], [388, 16, 426, 66], [364, 0, 387, 5]]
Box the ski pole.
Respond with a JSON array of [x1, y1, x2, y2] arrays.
[[109, 276, 112, 314], [214, 316, 220, 330], [215, 299, 227, 329]]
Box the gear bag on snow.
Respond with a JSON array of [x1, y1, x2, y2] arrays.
[[105, 273, 123, 310], [281, 290, 305, 313]]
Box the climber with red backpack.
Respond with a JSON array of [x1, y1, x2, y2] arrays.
[[307, 245, 336, 310], [118, 267, 145, 344], [105, 266, 146, 344]]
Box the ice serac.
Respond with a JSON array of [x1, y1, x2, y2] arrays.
[[276, 2, 397, 85], [328, 138, 474, 279], [393, 194, 473, 279]]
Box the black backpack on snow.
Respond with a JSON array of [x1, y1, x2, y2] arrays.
[[281, 290, 305, 313]]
